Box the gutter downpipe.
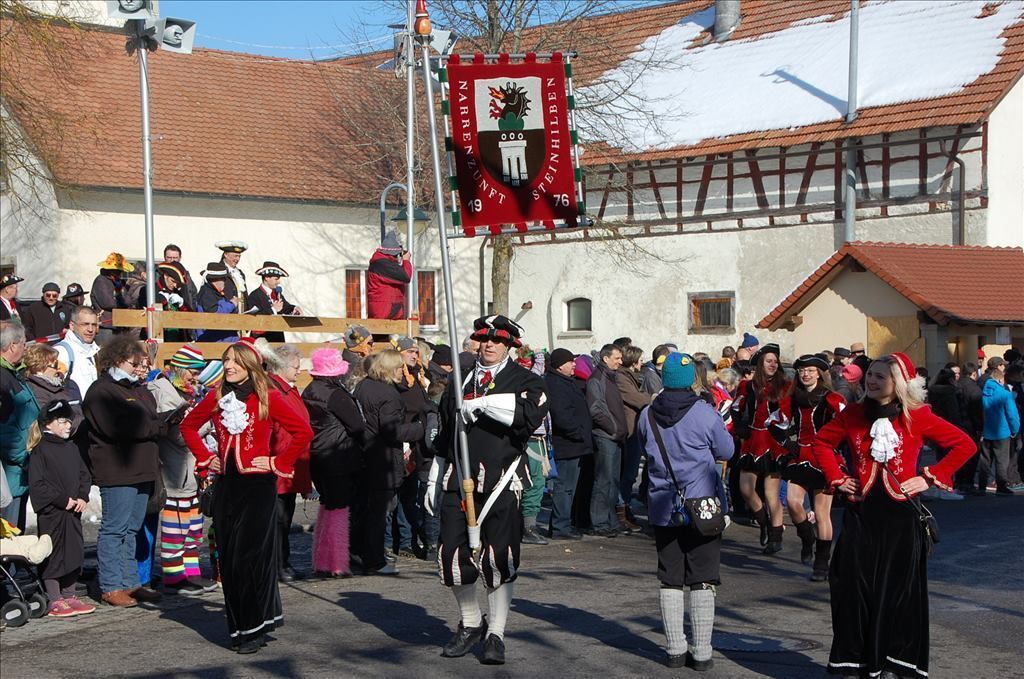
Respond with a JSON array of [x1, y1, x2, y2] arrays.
[[844, 0, 859, 244], [952, 156, 967, 245]]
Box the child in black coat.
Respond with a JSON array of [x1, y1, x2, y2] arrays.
[[28, 400, 95, 618]]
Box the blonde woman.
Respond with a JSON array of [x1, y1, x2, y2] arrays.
[[353, 349, 423, 575], [812, 353, 974, 679], [180, 339, 312, 654]]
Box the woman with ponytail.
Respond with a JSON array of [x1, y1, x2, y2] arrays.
[[180, 339, 312, 654], [812, 353, 975, 678]]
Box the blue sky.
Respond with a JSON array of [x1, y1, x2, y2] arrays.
[[159, 1, 401, 59], [158, 1, 661, 59]]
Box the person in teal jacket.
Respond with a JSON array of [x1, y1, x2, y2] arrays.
[[1, 319, 41, 531], [980, 357, 1021, 495]]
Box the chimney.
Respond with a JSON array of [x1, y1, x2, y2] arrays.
[[714, 0, 741, 42]]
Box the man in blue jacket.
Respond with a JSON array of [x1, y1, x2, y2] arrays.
[[980, 357, 1022, 495]]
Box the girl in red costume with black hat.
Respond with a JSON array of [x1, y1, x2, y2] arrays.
[[731, 343, 791, 554], [812, 353, 975, 679], [773, 354, 846, 581]]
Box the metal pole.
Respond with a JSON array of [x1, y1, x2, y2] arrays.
[[843, 0, 859, 243], [405, 0, 417, 337], [136, 24, 157, 337], [420, 37, 476, 538]]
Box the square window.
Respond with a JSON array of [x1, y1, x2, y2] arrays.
[[566, 298, 592, 332], [689, 293, 734, 333]]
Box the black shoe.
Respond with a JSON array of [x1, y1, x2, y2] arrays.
[[550, 530, 583, 541], [164, 580, 205, 597], [763, 541, 783, 555], [441, 618, 488, 658], [686, 652, 713, 672], [665, 653, 686, 668], [187, 576, 219, 593], [480, 633, 505, 665], [236, 639, 262, 654], [521, 527, 549, 545], [995, 486, 1014, 496], [597, 527, 619, 538]]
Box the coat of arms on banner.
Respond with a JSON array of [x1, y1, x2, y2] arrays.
[[443, 54, 585, 236]]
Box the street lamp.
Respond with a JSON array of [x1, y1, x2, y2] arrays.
[[106, 2, 195, 338], [392, 205, 432, 235]]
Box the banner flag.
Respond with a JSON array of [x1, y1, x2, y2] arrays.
[[441, 53, 586, 237]]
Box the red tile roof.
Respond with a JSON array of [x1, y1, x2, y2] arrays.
[[757, 241, 1024, 329], [3, 1, 1023, 201]]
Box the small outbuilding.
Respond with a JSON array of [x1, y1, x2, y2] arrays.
[[757, 241, 1024, 372]]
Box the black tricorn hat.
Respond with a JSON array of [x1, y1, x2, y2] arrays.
[[256, 261, 289, 278], [470, 314, 524, 348], [794, 354, 830, 372]]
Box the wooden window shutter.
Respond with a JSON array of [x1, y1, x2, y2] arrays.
[[345, 270, 362, 319], [417, 271, 436, 326]]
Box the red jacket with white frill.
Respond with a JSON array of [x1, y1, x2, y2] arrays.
[[180, 388, 313, 480], [793, 390, 846, 465], [811, 402, 975, 501]]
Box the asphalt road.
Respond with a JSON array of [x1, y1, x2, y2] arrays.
[[1, 494, 1021, 679]]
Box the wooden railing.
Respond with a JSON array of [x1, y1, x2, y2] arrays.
[[113, 309, 417, 367]]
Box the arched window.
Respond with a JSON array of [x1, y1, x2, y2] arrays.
[[566, 297, 592, 332]]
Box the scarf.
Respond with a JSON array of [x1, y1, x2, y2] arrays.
[[222, 378, 254, 403], [402, 361, 429, 389], [792, 383, 829, 410], [108, 366, 138, 383], [168, 369, 198, 399], [348, 337, 372, 357]]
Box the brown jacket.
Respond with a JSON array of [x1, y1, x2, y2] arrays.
[[615, 368, 651, 437]]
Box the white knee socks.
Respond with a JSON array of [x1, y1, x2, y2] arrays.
[[689, 588, 716, 662], [659, 587, 687, 656], [452, 583, 482, 628], [486, 583, 514, 639]]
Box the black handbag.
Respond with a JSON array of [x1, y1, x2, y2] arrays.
[[198, 474, 218, 518], [647, 409, 726, 537], [883, 464, 940, 557]]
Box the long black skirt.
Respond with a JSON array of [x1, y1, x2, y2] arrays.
[[827, 484, 929, 677], [213, 467, 282, 645]]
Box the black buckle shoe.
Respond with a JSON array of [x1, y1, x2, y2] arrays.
[[441, 617, 488, 658], [686, 652, 713, 672], [480, 633, 505, 665]]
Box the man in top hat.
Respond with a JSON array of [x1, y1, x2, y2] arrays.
[[367, 231, 412, 320], [61, 283, 87, 312], [194, 263, 239, 343], [246, 262, 302, 343], [426, 314, 548, 665], [215, 240, 248, 310], [21, 283, 69, 344], [91, 253, 134, 335], [0, 274, 25, 321]]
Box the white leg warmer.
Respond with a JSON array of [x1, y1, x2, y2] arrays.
[[659, 587, 688, 656], [688, 588, 716, 662], [452, 583, 482, 628], [486, 582, 514, 640]]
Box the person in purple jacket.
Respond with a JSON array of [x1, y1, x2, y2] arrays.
[[637, 352, 734, 672]]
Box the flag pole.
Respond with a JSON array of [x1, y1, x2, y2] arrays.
[[415, 0, 480, 551]]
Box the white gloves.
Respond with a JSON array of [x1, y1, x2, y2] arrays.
[[425, 456, 447, 517], [459, 393, 517, 426]]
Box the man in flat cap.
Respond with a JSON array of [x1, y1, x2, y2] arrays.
[[215, 240, 249, 313], [426, 314, 548, 665], [246, 261, 302, 343], [22, 283, 68, 344], [0, 274, 24, 321]]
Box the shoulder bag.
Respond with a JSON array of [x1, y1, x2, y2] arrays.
[[647, 409, 726, 536], [882, 463, 939, 557]]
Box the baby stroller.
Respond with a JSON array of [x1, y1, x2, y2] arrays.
[[1, 553, 49, 627]]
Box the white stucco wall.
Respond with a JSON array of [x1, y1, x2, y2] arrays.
[[507, 209, 985, 359], [986, 76, 1024, 247], [5, 187, 484, 344]]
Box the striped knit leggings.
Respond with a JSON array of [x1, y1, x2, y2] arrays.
[[160, 496, 204, 585]]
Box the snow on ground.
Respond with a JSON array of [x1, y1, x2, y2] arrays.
[[581, 0, 1023, 152]]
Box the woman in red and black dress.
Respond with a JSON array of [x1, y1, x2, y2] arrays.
[[180, 340, 312, 654], [776, 354, 845, 581], [812, 353, 974, 679], [731, 343, 791, 554]]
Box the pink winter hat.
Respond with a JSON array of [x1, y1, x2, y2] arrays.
[[841, 363, 863, 383], [573, 355, 594, 381], [310, 348, 348, 377]]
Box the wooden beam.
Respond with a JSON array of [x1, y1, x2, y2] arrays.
[[113, 309, 414, 336]]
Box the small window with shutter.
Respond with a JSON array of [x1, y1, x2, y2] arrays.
[[345, 269, 365, 319], [689, 292, 735, 333], [417, 270, 437, 327]]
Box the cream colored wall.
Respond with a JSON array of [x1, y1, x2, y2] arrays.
[[791, 268, 919, 356], [31, 188, 483, 343], [986, 77, 1024, 247]]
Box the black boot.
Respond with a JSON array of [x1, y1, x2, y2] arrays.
[[795, 520, 815, 565], [762, 526, 783, 555], [811, 539, 831, 581], [441, 617, 488, 658], [753, 506, 770, 546]]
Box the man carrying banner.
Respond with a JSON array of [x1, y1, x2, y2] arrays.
[[426, 314, 548, 665]]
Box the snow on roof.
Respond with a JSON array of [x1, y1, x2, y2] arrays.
[[582, 0, 1023, 153]]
